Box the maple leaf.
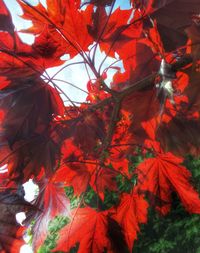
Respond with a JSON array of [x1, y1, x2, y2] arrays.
[[88, 6, 141, 57], [112, 41, 159, 93], [150, 0, 200, 51], [120, 87, 160, 146], [18, 0, 93, 57], [0, 52, 66, 179], [26, 180, 70, 251], [107, 148, 130, 177], [53, 163, 91, 196], [68, 111, 106, 155], [53, 207, 127, 253], [156, 115, 200, 156], [136, 152, 200, 215], [112, 192, 148, 251], [0, 78, 64, 147], [0, 3, 65, 72], [0, 171, 9, 186], [54, 162, 118, 199], [31, 27, 66, 68], [61, 137, 84, 162], [90, 166, 118, 200], [0, 72, 67, 181], [0, 32, 65, 75], [0, 121, 67, 182], [17, 1, 48, 34], [87, 6, 107, 41]]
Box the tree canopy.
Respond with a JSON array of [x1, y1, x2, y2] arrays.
[[0, 0, 200, 252]]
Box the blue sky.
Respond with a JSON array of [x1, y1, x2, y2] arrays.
[[116, 0, 131, 9]]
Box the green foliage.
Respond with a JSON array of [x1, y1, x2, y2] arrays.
[[38, 216, 69, 253], [65, 187, 81, 209]]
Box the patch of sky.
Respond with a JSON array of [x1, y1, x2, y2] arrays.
[[115, 0, 131, 9]]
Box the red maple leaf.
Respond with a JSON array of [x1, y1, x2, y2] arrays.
[[53, 207, 120, 253], [136, 152, 200, 215], [90, 166, 118, 200], [53, 163, 91, 196], [112, 192, 148, 251], [151, 0, 200, 51], [54, 162, 118, 199], [67, 111, 106, 155], [89, 6, 142, 58], [18, 0, 93, 57]]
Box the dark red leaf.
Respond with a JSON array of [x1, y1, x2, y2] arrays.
[[0, 0, 15, 36], [0, 77, 64, 147], [0, 189, 32, 253], [151, 0, 200, 51]]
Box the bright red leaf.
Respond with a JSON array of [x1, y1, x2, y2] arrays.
[[136, 152, 200, 215], [53, 163, 91, 196], [53, 207, 120, 253], [18, 0, 93, 57], [113, 192, 148, 250]]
